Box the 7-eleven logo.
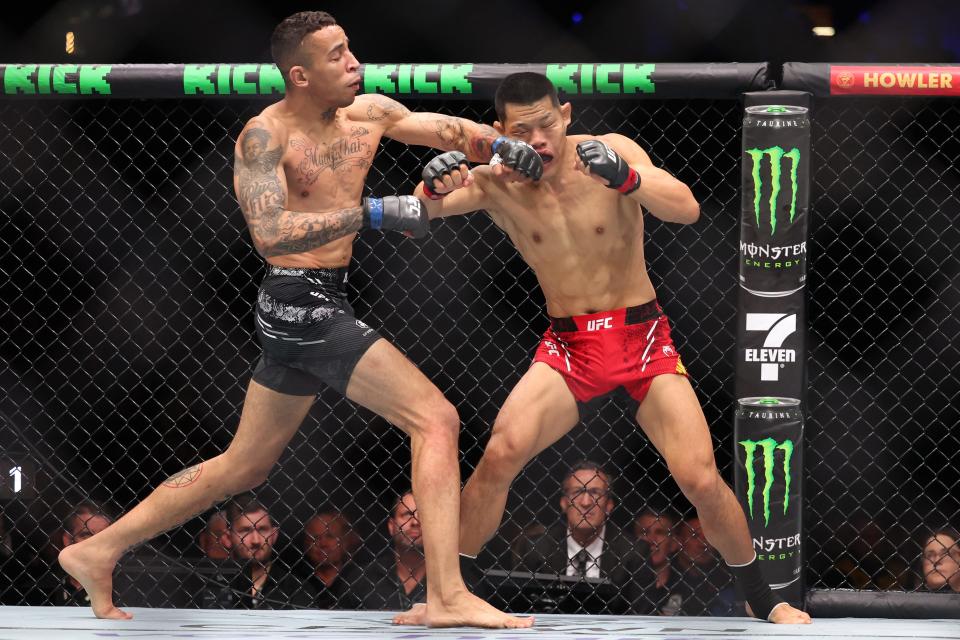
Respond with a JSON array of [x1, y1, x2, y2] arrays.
[[744, 313, 797, 381]]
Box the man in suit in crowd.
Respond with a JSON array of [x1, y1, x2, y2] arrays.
[[512, 461, 660, 614]]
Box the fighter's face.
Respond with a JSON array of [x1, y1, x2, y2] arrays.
[[293, 25, 361, 107], [922, 534, 960, 590], [560, 469, 613, 535], [230, 509, 278, 563], [387, 493, 422, 551], [498, 97, 572, 176]]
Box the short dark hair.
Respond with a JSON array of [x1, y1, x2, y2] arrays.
[[562, 460, 612, 491], [225, 492, 271, 528], [392, 490, 415, 517], [635, 508, 678, 526], [63, 500, 112, 534], [494, 72, 560, 122], [304, 511, 360, 553], [271, 11, 338, 82]]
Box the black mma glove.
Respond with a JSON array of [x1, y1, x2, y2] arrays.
[[491, 136, 543, 181], [421, 151, 469, 200], [576, 139, 641, 194], [362, 196, 430, 239]]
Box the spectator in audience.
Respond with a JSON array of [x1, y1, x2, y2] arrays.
[[196, 493, 315, 609], [512, 461, 659, 614], [634, 509, 679, 589], [197, 511, 230, 561], [303, 510, 363, 609], [360, 491, 426, 610], [920, 527, 960, 592], [30, 502, 113, 606], [634, 509, 686, 615], [673, 516, 743, 616]]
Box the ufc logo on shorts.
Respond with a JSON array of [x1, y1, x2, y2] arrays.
[[544, 340, 561, 357], [586, 317, 613, 331], [744, 313, 797, 381]]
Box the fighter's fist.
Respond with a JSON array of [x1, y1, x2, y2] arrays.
[[490, 136, 543, 181], [575, 139, 640, 194], [362, 196, 430, 239], [422, 151, 471, 199]]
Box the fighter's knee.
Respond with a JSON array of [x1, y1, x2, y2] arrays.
[[481, 427, 529, 477], [673, 463, 721, 506], [407, 397, 460, 442], [219, 454, 273, 492]]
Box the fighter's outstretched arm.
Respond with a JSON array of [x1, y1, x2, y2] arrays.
[[366, 93, 501, 162]]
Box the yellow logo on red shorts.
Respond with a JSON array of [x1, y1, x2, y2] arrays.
[[675, 356, 687, 376]]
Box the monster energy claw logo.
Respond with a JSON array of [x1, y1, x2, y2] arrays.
[[739, 437, 794, 526], [746, 146, 800, 235]]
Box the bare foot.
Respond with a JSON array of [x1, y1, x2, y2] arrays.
[[392, 602, 426, 625], [768, 602, 811, 624], [393, 591, 533, 629], [746, 601, 812, 624], [58, 542, 131, 620]]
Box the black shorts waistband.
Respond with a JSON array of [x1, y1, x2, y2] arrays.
[[549, 300, 662, 332], [265, 264, 349, 284]]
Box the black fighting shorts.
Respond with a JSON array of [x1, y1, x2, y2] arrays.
[[251, 265, 382, 396]]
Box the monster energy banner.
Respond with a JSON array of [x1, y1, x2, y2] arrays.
[[0, 62, 769, 99], [734, 93, 810, 606], [734, 397, 804, 604], [736, 94, 811, 400]]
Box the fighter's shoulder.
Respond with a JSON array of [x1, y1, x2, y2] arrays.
[[240, 108, 288, 143], [348, 93, 411, 123]]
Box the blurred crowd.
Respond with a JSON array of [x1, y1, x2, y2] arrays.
[[0, 463, 956, 613]]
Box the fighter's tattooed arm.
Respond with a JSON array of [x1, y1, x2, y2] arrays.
[[162, 464, 203, 488], [233, 120, 362, 257], [366, 94, 500, 162]]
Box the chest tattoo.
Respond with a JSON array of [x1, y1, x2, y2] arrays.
[[289, 135, 372, 185]]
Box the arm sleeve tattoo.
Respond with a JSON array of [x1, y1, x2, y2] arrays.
[[234, 126, 363, 257]]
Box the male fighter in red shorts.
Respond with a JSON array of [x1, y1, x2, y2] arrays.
[[403, 72, 811, 624]]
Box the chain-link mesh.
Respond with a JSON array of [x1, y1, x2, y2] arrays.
[[806, 97, 960, 594], [0, 94, 954, 616]]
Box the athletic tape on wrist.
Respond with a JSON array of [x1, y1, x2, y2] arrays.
[[617, 167, 641, 194], [367, 198, 384, 229]]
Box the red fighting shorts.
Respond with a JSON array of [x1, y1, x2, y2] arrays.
[[533, 299, 689, 414]]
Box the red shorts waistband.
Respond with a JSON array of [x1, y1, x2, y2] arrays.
[[549, 300, 662, 332]]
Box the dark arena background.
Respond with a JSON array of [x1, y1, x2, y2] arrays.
[[0, 2, 959, 639]]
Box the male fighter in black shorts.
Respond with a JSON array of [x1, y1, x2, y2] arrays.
[[59, 12, 538, 628]]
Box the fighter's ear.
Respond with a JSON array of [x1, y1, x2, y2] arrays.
[[493, 121, 504, 134], [560, 102, 572, 126], [289, 65, 309, 89]]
